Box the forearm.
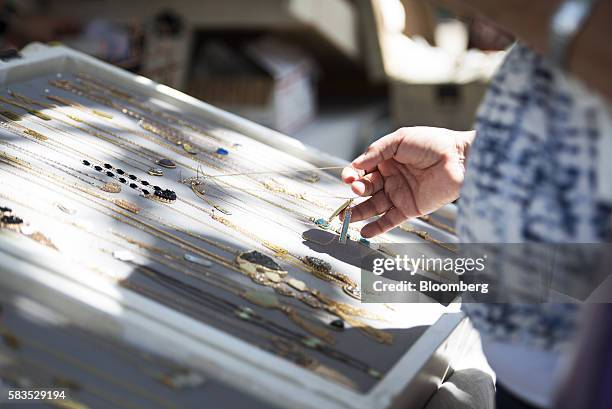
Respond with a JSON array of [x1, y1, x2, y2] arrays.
[[435, 0, 612, 101]]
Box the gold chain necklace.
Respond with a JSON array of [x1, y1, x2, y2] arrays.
[[115, 279, 340, 377], [1, 288, 208, 391], [45, 81, 340, 215], [0, 137, 113, 190], [118, 277, 378, 381], [1, 90, 406, 332], [73, 73, 342, 190], [0, 325, 181, 409], [398, 224, 458, 253], [106, 248, 335, 344], [44, 79, 455, 248], [118, 263, 382, 377], [1, 94, 158, 170], [418, 214, 455, 234], [142, 191, 380, 320], [0, 157, 391, 344], [3, 360, 140, 409], [0, 131, 164, 208], [19, 87, 330, 225], [0, 191, 375, 383], [0, 97, 378, 264], [138, 202, 387, 325], [0, 136, 384, 325]]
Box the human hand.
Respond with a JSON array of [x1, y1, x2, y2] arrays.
[[341, 127, 475, 238]]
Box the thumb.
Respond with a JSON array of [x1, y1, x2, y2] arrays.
[[352, 131, 402, 171]]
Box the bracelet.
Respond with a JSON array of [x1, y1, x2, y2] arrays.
[[548, 0, 597, 68]]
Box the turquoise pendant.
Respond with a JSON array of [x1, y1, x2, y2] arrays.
[[314, 218, 330, 229], [359, 237, 370, 246], [339, 208, 352, 244]]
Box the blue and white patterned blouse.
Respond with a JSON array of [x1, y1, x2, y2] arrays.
[[457, 44, 612, 407]]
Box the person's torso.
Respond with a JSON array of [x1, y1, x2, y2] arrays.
[[456, 43, 612, 408]]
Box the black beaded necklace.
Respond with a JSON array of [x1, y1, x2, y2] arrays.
[[82, 160, 177, 203]]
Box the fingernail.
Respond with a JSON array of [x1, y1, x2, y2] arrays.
[[352, 181, 366, 195]]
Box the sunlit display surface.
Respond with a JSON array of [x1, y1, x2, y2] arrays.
[[0, 44, 467, 409]]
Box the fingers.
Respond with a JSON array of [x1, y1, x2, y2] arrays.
[[351, 170, 384, 196], [352, 131, 403, 171], [349, 191, 392, 222], [361, 207, 407, 238], [341, 166, 364, 184], [343, 128, 407, 185]]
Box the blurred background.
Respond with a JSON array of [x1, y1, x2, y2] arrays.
[[0, 0, 513, 161]]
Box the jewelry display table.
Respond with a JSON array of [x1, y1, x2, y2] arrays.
[[0, 43, 474, 409]]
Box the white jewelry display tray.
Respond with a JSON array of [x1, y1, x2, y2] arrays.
[[0, 43, 472, 409]]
